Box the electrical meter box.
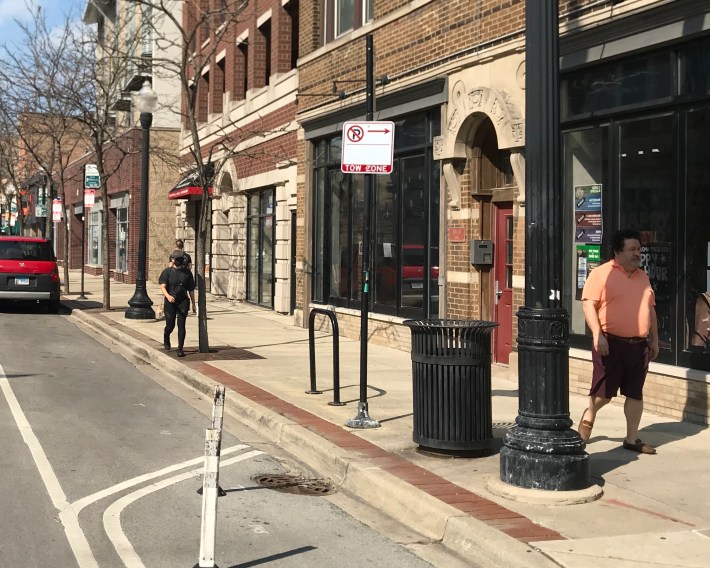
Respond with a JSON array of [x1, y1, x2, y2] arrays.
[[471, 240, 493, 265]]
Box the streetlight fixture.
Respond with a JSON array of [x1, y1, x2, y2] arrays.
[[126, 80, 158, 320], [498, 1, 591, 491]]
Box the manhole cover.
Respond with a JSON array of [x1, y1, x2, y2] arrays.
[[252, 474, 335, 496]]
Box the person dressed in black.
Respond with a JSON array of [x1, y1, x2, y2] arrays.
[[174, 238, 193, 271], [159, 251, 196, 357]]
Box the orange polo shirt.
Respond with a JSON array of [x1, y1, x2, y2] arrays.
[[582, 259, 655, 338]]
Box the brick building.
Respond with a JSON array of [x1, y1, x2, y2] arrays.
[[294, 0, 710, 425], [176, 0, 299, 311], [57, 0, 182, 286]]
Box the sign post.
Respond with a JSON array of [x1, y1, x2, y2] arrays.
[[343, 35, 392, 430], [79, 165, 99, 300]]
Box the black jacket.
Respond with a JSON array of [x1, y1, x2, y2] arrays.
[[159, 267, 195, 304]]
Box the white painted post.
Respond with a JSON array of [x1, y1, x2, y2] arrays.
[[199, 428, 221, 567], [212, 386, 225, 431]]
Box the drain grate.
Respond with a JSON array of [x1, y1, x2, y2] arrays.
[[252, 474, 335, 496]]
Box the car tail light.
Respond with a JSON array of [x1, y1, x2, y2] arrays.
[[51, 267, 60, 283]]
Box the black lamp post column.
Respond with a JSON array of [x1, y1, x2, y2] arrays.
[[126, 109, 155, 320], [499, 0, 589, 490]]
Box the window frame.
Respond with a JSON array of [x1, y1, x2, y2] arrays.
[[323, 0, 374, 44]]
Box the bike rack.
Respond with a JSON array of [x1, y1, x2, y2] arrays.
[[307, 308, 345, 406]]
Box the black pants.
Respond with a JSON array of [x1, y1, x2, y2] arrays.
[[164, 299, 189, 349]]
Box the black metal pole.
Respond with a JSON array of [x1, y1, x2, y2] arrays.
[[346, 34, 379, 429], [126, 112, 155, 319], [78, 205, 87, 300], [499, 0, 589, 490]]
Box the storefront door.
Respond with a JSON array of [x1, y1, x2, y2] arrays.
[[247, 189, 275, 308], [494, 203, 513, 364]]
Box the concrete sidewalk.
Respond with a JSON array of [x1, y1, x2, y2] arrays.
[[61, 271, 710, 567]]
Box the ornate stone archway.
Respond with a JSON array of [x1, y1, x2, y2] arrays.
[[434, 82, 526, 207]]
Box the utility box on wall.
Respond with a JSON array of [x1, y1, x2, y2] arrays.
[[471, 240, 493, 265]]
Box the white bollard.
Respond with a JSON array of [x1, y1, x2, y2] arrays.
[[199, 428, 221, 567], [212, 386, 225, 431]]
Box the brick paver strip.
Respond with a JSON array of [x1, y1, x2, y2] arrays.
[[85, 309, 564, 543]]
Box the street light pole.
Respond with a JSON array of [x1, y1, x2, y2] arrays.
[[126, 81, 158, 320], [498, 1, 590, 490]]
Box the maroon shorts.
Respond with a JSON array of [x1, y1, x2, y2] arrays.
[[590, 336, 649, 400]]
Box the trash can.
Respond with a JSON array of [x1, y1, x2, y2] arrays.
[[403, 319, 498, 456]]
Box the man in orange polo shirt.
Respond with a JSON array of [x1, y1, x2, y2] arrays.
[[579, 229, 659, 454]]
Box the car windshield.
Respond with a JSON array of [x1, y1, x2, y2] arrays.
[[0, 241, 54, 261]]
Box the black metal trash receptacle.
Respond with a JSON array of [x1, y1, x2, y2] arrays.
[[404, 319, 498, 456]]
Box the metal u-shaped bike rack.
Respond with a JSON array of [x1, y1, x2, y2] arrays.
[[307, 308, 345, 406]]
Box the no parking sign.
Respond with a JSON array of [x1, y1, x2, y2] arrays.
[[341, 121, 395, 174]]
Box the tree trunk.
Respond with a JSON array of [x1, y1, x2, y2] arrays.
[[62, 187, 70, 294], [197, 189, 210, 352], [101, 186, 111, 310]]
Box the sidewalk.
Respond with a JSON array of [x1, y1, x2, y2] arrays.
[[61, 271, 710, 567]]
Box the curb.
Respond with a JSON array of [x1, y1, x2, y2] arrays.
[[67, 306, 560, 568]]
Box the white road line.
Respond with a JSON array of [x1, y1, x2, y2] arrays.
[[1, 363, 255, 568], [104, 450, 264, 568], [0, 365, 99, 568], [70, 444, 249, 515]]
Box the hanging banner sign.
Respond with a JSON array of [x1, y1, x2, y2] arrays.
[[52, 198, 63, 222], [84, 189, 95, 208]]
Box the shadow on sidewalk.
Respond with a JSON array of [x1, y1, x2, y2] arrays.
[[639, 419, 708, 447], [588, 419, 708, 484], [239, 335, 333, 350]]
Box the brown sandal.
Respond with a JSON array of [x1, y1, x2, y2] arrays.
[[623, 439, 656, 454], [578, 411, 594, 441]]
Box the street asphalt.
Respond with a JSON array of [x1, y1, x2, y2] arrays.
[[60, 270, 710, 568]]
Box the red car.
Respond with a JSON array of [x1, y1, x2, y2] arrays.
[[0, 237, 61, 313]]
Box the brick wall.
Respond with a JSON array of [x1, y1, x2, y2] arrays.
[[61, 127, 179, 285]]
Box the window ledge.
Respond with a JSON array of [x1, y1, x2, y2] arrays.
[[570, 347, 710, 384]]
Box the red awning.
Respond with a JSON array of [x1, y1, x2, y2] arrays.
[[168, 170, 213, 200]]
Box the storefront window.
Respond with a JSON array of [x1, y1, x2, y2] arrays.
[[684, 107, 710, 357], [312, 110, 440, 318], [563, 126, 609, 335], [116, 207, 128, 272], [563, 34, 710, 371], [681, 40, 710, 97], [618, 115, 677, 351], [562, 51, 672, 118], [88, 210, 102, 266]]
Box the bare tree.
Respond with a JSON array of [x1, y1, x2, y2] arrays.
[[4, 2, 168, 309], [0, 106, 27, 236]]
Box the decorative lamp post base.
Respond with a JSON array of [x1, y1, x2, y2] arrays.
[[125, 305, 156, 320], [500, 430, 590, 491], [126, 286, 155, 320], [500, 307, 590, 491]]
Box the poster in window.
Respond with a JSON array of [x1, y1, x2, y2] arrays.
[[575, 244, 601, 300], [574, 184, 602, 243], [639, 243, 671, 349]]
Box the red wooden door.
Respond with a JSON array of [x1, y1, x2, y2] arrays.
[[493, 204, 513, 364]]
